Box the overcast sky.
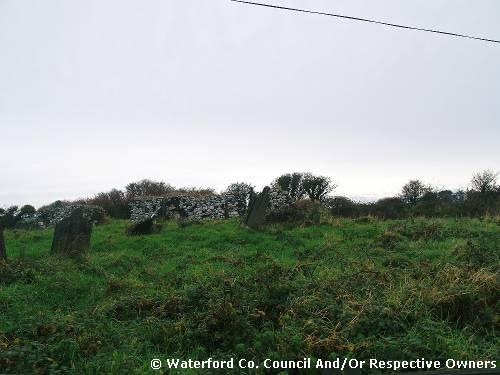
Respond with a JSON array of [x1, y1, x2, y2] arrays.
[[1, 0, 499, 207]]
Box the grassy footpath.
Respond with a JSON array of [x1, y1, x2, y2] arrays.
[[1, 218, 499, 374]]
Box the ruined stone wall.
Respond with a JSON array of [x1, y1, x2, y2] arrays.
[[129, 194, 239, 222], [129, 188, 292, 222], [34, 203, 105, 227], [269, 189, 292, 211]]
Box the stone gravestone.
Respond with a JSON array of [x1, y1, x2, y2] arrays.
[[51, 208, 92, 256], [245, 186, 271, 229], [0, 226, 6, 261]]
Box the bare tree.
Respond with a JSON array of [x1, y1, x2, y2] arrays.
[[88, 189, 129, 218], [470, 170, 498, 193]]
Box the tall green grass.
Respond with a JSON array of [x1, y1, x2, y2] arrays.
[[1, 218, 498, 374]]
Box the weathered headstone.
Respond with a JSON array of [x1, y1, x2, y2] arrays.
[[126, 218, 162, 236], [245, 186, 271, 229], [0, 227, 6, 261], [51, 208, 92, 256]]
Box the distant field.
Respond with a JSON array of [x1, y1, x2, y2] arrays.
[[1, 218, 499, 374]]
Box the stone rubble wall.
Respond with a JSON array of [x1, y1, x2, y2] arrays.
[[130, 193, 239, 222], [34, 203, 106, 227], [129, 189, 292, 222], [269, 189, 292, 211]]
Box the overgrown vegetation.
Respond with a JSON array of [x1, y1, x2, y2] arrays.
[[1, 217, 498, 374]]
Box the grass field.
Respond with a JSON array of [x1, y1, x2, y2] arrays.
[[1, 218, 499, 374]]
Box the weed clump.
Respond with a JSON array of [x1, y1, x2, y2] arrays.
[[453, 239, 499, 267], [105, 293, 185, 321], [387, 219, 473, 242], [0, 260, 37, 285], [354, 216, 376, 224], [422, 265, 499, 331], [376, 230, 406, 250]]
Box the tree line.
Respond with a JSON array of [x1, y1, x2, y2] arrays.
[[0, 170, 499, 229], [328, 170, 500, 218]]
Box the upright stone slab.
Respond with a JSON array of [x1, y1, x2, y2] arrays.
[[51, 208, 92, 256], [245, 186, 271, 229], [126, 218, 162, 236], [0, 227, 6, 261]]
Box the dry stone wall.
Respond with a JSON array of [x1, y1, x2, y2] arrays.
[[269, 189, 292, 210], [130, 194, 239, 222], [129, 189, 292, 222], [34, 203, 105, 227]]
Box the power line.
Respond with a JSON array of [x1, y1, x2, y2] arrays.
[[230, 0, 500, 44]]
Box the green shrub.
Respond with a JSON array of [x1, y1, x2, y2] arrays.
[[266, 199, 326, 226], [376, 230, 406, 250], [453, 239, 499, 267]]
